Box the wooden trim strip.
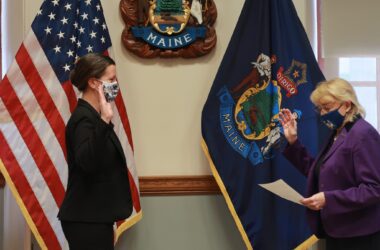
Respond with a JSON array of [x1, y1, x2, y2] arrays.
[[0, 175, 220, 193], [139, 175, 220, 196]]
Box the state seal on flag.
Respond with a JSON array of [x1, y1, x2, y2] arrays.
[[120, 0, 217, 58], [218, 53, 304, 166]]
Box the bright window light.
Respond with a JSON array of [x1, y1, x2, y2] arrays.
[[339, 58, 376, 82], [354, 86, 377, 128]]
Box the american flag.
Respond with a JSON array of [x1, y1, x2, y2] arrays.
[[0, 0, 142, 249]]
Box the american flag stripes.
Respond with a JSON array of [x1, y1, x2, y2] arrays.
[[0, 0, 142, 249]]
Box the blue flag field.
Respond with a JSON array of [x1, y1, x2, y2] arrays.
[[201, 0, 325, 249]]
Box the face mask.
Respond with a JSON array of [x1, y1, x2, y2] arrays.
[[100, 80, 119, 102], [320, 107, 345, 130]]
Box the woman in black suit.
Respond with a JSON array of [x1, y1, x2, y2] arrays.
[[58, 53, 132, 250]]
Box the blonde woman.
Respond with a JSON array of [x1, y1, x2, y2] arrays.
[[279, 78, 380, 250]]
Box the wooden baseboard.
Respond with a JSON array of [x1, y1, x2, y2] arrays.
[[139, 175, 220, 196]]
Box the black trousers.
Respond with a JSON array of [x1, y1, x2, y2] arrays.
[[326, 230, 380, 250], [61, 221, 114, 250]]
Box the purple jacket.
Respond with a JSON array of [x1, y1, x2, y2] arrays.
[[283, 118, 380, 238]]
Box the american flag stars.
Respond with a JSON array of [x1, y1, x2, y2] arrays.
[[89, 31, 97, 38], [63, 64, 71, 71], [86, 45, 94, 52], [64, 3, 72, 11], [53, 45, 61, 53], [81, 12, 89, 20], [57, 31, 65, 39], [44, 26, 52, 34], [70, 35, 76, 43], [67, 49, 75, 57], [32, 0, 112, 83], [48, 12, 56, 20], [60, 17, 69, 25], [52, 0, 59, 6], [78, 26, 85, 34]]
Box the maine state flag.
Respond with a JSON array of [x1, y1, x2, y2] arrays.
[[201, 0, 325, 249]]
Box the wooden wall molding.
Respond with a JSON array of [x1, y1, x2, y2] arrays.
[[0, 175, 221, 193], [139, 175, 220, 196]]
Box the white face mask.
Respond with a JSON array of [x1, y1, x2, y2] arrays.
[[99, 80, 119, 102]]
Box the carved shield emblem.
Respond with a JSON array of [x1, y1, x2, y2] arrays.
[[120, 0, 217, 58]]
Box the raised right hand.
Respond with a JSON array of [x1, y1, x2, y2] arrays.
[[97, 84, 113, 123], [278, 109, 298, 145]]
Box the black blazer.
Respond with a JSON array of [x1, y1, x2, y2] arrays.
[[58, 99, 132, 223]]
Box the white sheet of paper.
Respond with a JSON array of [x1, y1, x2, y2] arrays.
[[259, 179, 304, 205]]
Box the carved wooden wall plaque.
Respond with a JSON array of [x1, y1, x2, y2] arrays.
[[120, 0, 217, 58]]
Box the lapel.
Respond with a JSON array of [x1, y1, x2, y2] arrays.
[[109, 127, 127, 164], [322, 128, 347, 162], [306, 130, 337, 194], [77, 99, 127, 165], [313, 131, 335, 164]]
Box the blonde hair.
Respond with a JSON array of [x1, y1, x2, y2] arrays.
[[310, 78, 365, 122]]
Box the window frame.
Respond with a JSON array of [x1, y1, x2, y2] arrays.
[[317, 0, 380, 131]]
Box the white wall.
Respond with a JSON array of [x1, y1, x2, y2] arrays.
[[1, 0, 315, 249], [22, 0, 312, 176]]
